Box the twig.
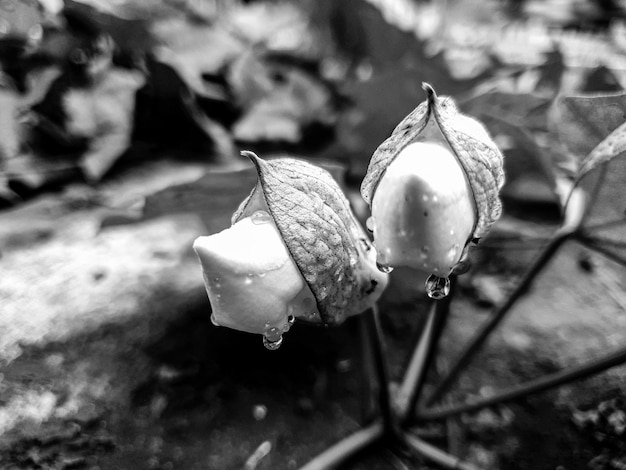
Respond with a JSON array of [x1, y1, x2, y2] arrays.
[[584, 217, 626, 232], [402, 432, 479, 470], [364, 304, 399, 437], [417, 343, 626, 421], [423, 233, 569, 407], [358, 313, 377, 423], [298, 422, 384, 470], [244, 441, 272, 470], [396, 288, 453, 424], [578, 237, 626, 269]]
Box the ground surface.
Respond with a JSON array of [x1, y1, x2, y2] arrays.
[[2, 1, 626, 469], [0, 152, 625, 470]]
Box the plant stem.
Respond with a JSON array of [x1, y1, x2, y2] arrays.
[[358, 314, 377, 423], [298, 422, 384, 470], [364, 304, 398, 437], [424, 233, 569, 407], [402, 432, 479, 470], [396, 287, 453, 424], [585, 217, 626, 232], [416, 343, 626, 421], [578, 236, 626, 269]]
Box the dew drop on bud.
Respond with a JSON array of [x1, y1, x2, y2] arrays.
[[263, 335, 283, 350], [366, 217, 375, 233], [210, 313, 220, 327], [287, 315, 295, 326], [425, 275, 451, 300], [251, 210, 272, 225], [376, 262, 394, 274], [265, 326, 282, 342]]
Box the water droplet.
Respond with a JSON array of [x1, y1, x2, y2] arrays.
[[258, 272, 267, 278], [213, 277, 220, 283], [450, 229, 455, 236], [251, 210, 272, 225], [210, 313, 220, 327], [252, 404, 268, 420], [263, 335, 283, 350], [432, 195, 439, 203], [265, 327, 282, 342], [365, 217, 375, 233], [287, 315, 295, 326], [376, 262, 394, 274], [422, 194, 429, 202], [425, 275, 451, 300]]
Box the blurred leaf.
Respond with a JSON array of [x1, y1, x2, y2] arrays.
[[461, 91, 551, 130], [551, 91, 626, 160], [101, 160, 347, 233], [232, 65, 337, 144], [482, 115, 559, 205], [577, 120, 626, 181], [582, 66, 624, 93]]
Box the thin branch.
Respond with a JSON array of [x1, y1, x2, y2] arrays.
[[298, 422, 384, 470], [402, 432, 479, 470], [424, 234, 569, 407], [395, 303, 437, 420], [578, 237, 626, 269], [417, 344, 626, 421], [396, 285, 454, 424], [364, 304, 399, 436], [584, 217, 626, 232], [579, 234, 626, 250]]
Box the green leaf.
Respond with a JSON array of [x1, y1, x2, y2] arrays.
[[240, 151, 378, 325]]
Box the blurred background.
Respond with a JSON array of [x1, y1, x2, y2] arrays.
[[1, 0, 626, 469]]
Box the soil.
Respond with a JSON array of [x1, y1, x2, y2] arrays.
[[2, 2, 626, 470]]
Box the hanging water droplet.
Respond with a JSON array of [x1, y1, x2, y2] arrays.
[[425, 275, 451, 300], [365, 217, 375, 233], [251, 210, 272, 225], [265, 327, 282, 342], [210, 313, 220, 327], [376, 262, 394, 274], [287, 315, 295, 326], [263, 335, 283, 350]]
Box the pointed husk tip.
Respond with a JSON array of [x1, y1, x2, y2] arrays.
[[422, 82, 436, 106]]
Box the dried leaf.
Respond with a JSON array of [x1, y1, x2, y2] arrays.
[[238, 152, 378, 325], [359, 100, 429, 205], [361, 83, 504, 241], [432, 89, 505, 238]]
